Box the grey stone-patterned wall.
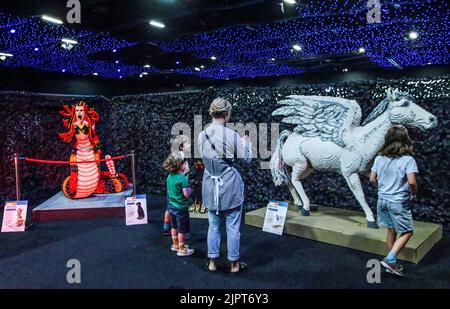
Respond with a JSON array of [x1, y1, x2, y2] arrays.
[[0, 77, 448, 229]]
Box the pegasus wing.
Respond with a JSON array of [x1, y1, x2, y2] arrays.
[[272, 95, 362, 147]]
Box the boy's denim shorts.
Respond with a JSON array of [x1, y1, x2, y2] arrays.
[[377, 198, 413, 235], [168, 205, 190, 234]]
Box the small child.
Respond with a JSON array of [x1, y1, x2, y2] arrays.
[[370, 126, 418, 277], [161, 135, 191, 239], [163, 152, 195, 256]]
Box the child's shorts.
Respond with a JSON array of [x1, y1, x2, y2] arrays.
[[168, 205, 190, 234], [377, 198, 413, 235]]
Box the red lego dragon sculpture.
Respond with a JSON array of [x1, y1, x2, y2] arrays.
[[59, 101, 128, 199]]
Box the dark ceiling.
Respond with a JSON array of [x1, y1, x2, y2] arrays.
[[0, 0, 448, 87]]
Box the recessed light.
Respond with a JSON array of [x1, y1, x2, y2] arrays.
[[62, 69, 66, 73], [115, 60, 120, 64], [61, 38, 78, 45], [358, 47, 366, 53], [144, 64, 151, 68], [34, 47, 39, 51], [408, 31, 419, 40], [117, 69, 121, 72], [210, 56, 217, 60], [112, 49, 117, 53], [270, 58, 276, 61], [10, 29, 16, 34], [292, 44, 302, 51], [149, 20, 166, 28], [176, 61, 181, 65], [342, 68, 349, 72], [194, 67, 201, 71], [93, 72, 99, 76], [200, 65, 205, 69], [42, 15, 63, 24], [119, 76, 123, 79]]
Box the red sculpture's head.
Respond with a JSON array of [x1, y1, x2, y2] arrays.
[[75, 101, 88, 122], [59, 101, 100, 143]]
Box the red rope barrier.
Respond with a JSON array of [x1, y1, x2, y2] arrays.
[[22, 155, 128, 165]]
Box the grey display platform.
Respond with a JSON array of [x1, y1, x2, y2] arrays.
[[32, 184, 133, 221], [245, 203, 442, 264]]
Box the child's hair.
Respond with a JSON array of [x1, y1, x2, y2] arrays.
[[379, 126, 413, 158], [163, 151, 186, 173]]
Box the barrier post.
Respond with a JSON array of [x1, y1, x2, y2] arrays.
[[131, 150, 137, 196], [14, 153, 20, 200]]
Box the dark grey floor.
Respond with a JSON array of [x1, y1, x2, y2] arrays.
[[0, 195, 449, 289]]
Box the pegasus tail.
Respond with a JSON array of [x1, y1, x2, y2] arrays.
[[270, 130, 291, 186]]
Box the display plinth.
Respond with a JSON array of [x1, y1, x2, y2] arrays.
[[32, 184, 133, 222], [245, 203, 442, 264]]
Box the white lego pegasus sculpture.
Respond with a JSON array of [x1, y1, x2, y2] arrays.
[[270, 89, 437, 228]]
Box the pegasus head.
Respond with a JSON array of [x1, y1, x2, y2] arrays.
[[363, 89, 437, 130]]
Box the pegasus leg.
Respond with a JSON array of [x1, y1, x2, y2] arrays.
[[341, 171, 378, 229], [291, 161, 311, 216], [288, 182, 302, 206]]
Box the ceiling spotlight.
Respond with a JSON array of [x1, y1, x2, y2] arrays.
[[358, 47, 366, 53], [62, 69, 66, 73], [408, 31, 419, 40], [342, 68, 349, 72], [0, 52, 13, 61], [175, 61, 181, 65], [93, 72, 99, 76], [34, 47, 39, 51], [149, 20, 166, 28], [115, 60, 120, 64], [10, 29, 16, 34], [194, 67, 201, 71], [144, 64, 151, 68], [270, 58, 276, 61], [210, 56, 217, 60], [117, 69, 121, 72], [112, 49, 117, 53], [42, 15, 63, 24], [283, 0, 297, 4], [139, 74, 143, 78], [200, 65, 205, 69], [142, 72, 149, 75], [292, 44, 302, 51], [119, 76, 123, 79], [61, 38, 78, 51]]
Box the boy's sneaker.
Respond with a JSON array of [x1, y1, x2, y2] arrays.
[[386, 263, 404, 274], [381, 258, 404, 277], [171, 244, 189, 252], [177, 247, 195, 256], [161, 228, 171, 236]]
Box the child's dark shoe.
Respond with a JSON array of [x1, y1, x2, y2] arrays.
[[161, 229, 171, 236], [381, 258, 404, 277]]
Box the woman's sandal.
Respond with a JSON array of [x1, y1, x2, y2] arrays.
[[205, 261, 219, 272], [229, 262, 248, 274]]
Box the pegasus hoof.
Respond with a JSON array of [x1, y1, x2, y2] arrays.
[[367, 221, 379, 229], [300, 208, 310, 216]]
